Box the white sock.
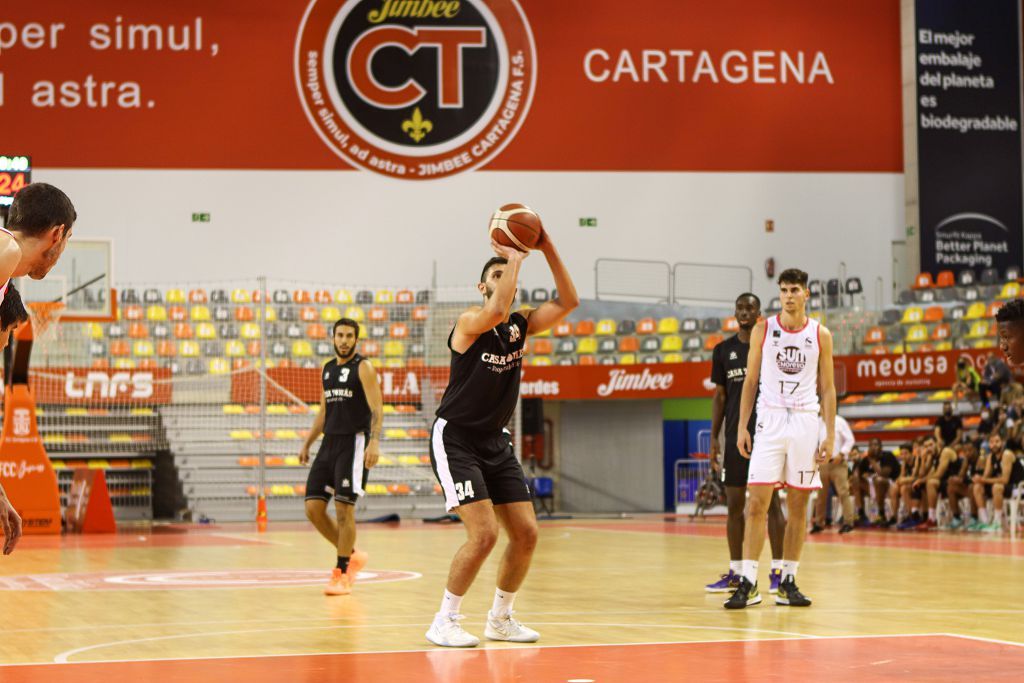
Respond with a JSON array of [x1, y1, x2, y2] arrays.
[[741, 560, 758, 585], [928, 508, 936, 522], [490, 588, 516, 617], [440, 589, 463, 616], [770, 559, 783, 572], [782, 560, 799, 580], [729, 561, 742, 574], [980, 508, 990, 524], [993, 511, 1003, 524]]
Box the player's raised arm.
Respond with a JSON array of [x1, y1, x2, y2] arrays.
[[524, 232, 579, 336], [359, 359, 384, 469], [817, 327, 837, 463], [737, 320, 765, 458], [453, 243, 525, 346]]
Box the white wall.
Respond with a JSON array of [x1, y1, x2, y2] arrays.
[[40, 168, 904, 304]]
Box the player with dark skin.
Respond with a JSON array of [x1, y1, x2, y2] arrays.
[[996, 299, 1024, 366]]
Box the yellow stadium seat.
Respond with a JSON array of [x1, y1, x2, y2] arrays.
[[113, 358, 137, 369], [133, 341, 155, 357], [657, 317, 680, 334], [321, 306, 342, 322], [241, 323, 261, 339], [230, 430, 254, 440], [386, 428, 409, 440], [973, 339, 997, 349], [595, 319, 617, 336], [223, 404, 245, 414], [375, 289, 395, 304], [384, 358, 405, 368], [661, 335, 683, 352], [292, 341, 313, 357], [619, 353, 636, 365], [964, 302, 987, 320], [663, 353, 684, 363], [532, 326, 551, 337], [900, 307, 923, 324], [208, 358, 230, 374], [82, 322, 104, 339], [368, 357, 383, 369], [274, 429, 299, 440], [179, 341, 200, 357], [966, 320, 990, 339], [230, 289, 251, 304], [577, 338, 598, 354], [998, 282, 1021, 300], [225, 340, 246, 357], [935, 341, 953, 351], [810, 311, 826, 323], [905, 324, 928, 343], [334, 289, 354, 304], [165, 288, 186, 304], [196, 323, 217, 340], [531, 356, 553, 366], [146, 305, 167, 321], [267, 404, 289, 415], [344, 306, 365, 322], [383, 341, 405, 357], [190, 305, 211, 321], [260, 306, 277, 322]]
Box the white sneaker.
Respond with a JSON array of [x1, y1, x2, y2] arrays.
[[425, 613, 480, 648], [484, 611, 540, 643]]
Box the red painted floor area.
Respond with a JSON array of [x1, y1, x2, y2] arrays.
[[3, 636, 1020, 682]]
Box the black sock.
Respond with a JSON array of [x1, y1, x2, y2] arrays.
[[337, 556, 350, 572]]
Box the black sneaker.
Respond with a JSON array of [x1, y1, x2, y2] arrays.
[[775, 576, 812, 606], [838, 523, 854, 534], [809, 523, 825, 535], [723, 577, 761, 609]]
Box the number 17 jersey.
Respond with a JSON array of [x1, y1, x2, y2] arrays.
[[757, 315, 821, 414]]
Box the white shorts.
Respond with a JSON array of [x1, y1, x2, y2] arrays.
[[747, 409, 822, 490]]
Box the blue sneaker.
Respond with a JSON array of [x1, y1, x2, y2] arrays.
[[896, 515, 922, 531], [769, 569, 782, 594], [705, 570, 740, 593]]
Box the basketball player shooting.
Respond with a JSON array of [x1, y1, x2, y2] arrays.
[[425, 206, 578, 648], [299, 318, 383, 596], [724, 268, 836, 609], [0, 183, 77, 556]]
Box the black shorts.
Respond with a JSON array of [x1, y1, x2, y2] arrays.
[[305, 432, 369, 505], [722, 444, 750, 488], [429, 418, 532, 512]]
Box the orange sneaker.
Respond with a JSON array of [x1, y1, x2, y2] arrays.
[[347, 549, 369, 583], [324, 568, 352, 596]]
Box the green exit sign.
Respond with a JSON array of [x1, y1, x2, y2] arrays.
[[579, 217, 598, 227], [192, 212, 211, 223]]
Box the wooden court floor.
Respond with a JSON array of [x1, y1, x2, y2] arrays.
[[0, 516, 1021, 681]]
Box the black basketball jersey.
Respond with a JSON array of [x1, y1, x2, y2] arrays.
[[322, 355, 371, 435], [988, 450, 1005, 479], [436, 311, 528, 433], [710, 335, 756, 448]]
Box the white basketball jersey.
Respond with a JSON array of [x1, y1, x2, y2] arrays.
[[757, 314, 821, 413], [0, 227, 12, 306]]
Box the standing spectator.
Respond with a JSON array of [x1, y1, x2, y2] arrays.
[[934, 401, 963, 448], [980, 353, 1012, 406], [952, 356, 981, 401], [811, 414, 856, 534]]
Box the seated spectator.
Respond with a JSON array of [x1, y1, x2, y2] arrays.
[[850, 438, 900, 526], [970, 434, 1024, 532], [944, 442, 980, 530], [980, 353, 1012, 407], [952, 356, 981, 401], [933, 401, 963, 448], [899, 436, 939, 530], [891, 439, 924, 529], [923, 439, 960, 530]]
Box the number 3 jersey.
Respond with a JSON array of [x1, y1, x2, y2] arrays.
[[322, 354, 371, 435], [758, 315, 821, 414]]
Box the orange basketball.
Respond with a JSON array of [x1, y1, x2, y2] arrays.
[[489, 203, 543, 251]]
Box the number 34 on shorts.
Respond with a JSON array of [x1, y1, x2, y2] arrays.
[[454, 480, 476, 501]]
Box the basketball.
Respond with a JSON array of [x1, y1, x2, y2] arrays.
[[489, 203, 544, 251]]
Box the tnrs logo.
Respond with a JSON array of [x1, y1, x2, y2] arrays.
[[64, 372, 154, 399]]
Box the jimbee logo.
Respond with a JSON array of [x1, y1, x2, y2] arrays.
[[295, 0, 536, 180], [776, 346, 806, 375]]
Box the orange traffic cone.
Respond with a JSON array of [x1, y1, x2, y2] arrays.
[[256, 493, 268, 532]]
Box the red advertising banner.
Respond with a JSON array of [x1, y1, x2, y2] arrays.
[[19, 368, 173, 405], [231, 366, 446, 404], [521, 362, 713, 401], [836, 349, 1007, 394], [1, 0, 901, 175]]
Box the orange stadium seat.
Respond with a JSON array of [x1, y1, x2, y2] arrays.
[[863, 326, 885, 345], [637, 318, 656, 335], [935, 270, 955, 288], [987, 301, 1004, 318], [553, 322, 572, 337], [174, 323, 194, 339], [306, 323, 327, 339], [574, 320, 595, 336], [931, 323, 951, 341], [361, 341, 381, 356], [110, 341, 130, 357], [531, 338, 554, 355], [396, 289, 414, 304], [167, 305, 187, 321], [246, 341, 261, 356], [870, 346, 888, 355], [578, 355, 597, 366], [369, 306, 388, 322], [412, 306, 429, 321], [292, 290, 312, 304], [235, 306, 255, 322], [922, 306, 944, 323], [188, 289, 209, 304], [314, 289, 332, 304], [618, 336, 640, 353], [127, 322, 149, 339], [703, 333, 724, 351], [124, 305, 143, 320], [300, 306, 318, 322], [912, 272, 934, 289], [722, 317, 739, 333], [390, 323, 409, 338]]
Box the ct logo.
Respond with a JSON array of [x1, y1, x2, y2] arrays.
[[295, 0, 536, 180]]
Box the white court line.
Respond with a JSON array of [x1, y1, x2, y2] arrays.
[[941, 632, 1024, 648], [49, 622, 819, 664], [209, 533, 292, 546], [1, 632, 945, 668]]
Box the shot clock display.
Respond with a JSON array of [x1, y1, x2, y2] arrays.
[[0, 155, 31, 207]]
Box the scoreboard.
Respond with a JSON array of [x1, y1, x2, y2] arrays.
[[0, 155, 31, 207]]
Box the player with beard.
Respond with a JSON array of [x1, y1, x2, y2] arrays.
[[299, 318, 383, 596], [425, 229, 578, 648], [0, 183, 77, 557], [705, 293, 786, 595]]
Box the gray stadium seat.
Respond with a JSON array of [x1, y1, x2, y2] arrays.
[[271, 341, 288, 357], [642, 355, 661, 364], [89, 341, 107, 356], [316, 341, 333, 356], [213, 306, 231, 321], [935, 288, 958, 303], [948, 306, 966, 320], [600, 356, 618, 365], [1007, 266, 1021, 281], [961, 287, 979, 301], [681, 318, 699, 333], [684, 336, 702, 351], [107, 323, 125, 338], [210, 289, 229, 304], [409, 342, 426, 356], [370, 325, 387, 338], [598, 338, 617, 354], [981, 267, 999, 285], [701, 318, 720, 333], [185, 359, 205, 375], [557, 357, 575, 366], [896, 290, 914, 305], [152, 323, 170, 339], [217, 323, 239, 339], [641, 337, 660, 352], [556, 340, 576, 355], [531, 288, 550, 303], [356, 290, 374, 304], [808, 280, 824, 297], [958, 269, 975, 286], [300, 359, 318, 369], [914, 289, 935, 303], [286, 324, 303, 339], [265, 323, 282, 339], [201, 341, 223, 357], [415, 290, 432, 303], [618, 319, 636, 335], [120, 288, 140, 304], [277, 306, 297, 321], [143, 288, 162, 304], [879, 309, 901, 325], [767, 297, 782, 313], [272, 290, 290, 304]]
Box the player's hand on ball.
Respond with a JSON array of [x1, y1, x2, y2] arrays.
[[0, 494, 23, 556], [490, 239, 527, 262], [816, 438, 834, 464], [299, 444, 311, 466], [738, 429, 752, 459], [365, 439, 381, 469]]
